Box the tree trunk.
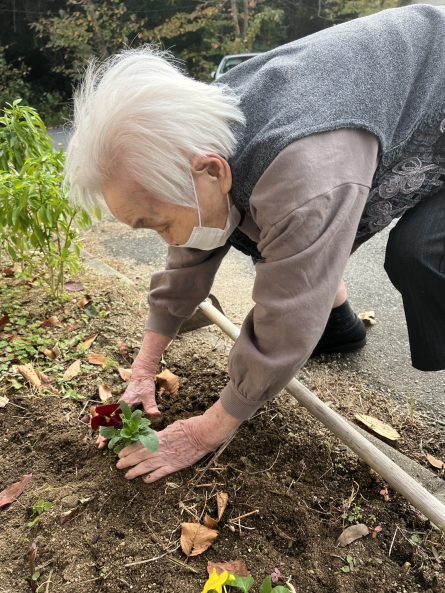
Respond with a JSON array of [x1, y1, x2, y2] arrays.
[[242, 0, 249, 41], [230, 0, 241, 38]]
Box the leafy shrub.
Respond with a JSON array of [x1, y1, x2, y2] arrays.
[[0, 100, 92, 295]]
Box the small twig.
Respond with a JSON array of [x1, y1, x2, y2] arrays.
[[192, 482, 225, 488], [228, 509, 259, 523], [246, 445, 281, 476], [285, 580, 297, 593], [44, 569, 54, 593], [125, 543, 180, 567], [166, 556, 199, 574], [388, 526, 401, 557]]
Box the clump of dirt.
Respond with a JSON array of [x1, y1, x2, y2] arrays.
[[0, 267, 444, 593]]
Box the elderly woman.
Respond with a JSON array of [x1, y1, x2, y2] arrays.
[[66, 4, 445, 484]]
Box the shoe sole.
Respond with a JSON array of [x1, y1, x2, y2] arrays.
[[311, 336, 367, 357]]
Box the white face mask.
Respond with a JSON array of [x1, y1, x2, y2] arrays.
[[178, 177, 240, 250]]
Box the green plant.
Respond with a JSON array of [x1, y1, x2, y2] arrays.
[[0, 101, 93, 295], [27, 500, 52, 528], [340, 555, 355, 574], [201, 569, 294, 593], [96, 402, 159, 454]]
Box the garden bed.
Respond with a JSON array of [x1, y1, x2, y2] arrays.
[[0, 265, 444, 593]]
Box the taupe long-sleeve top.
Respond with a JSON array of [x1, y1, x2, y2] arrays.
[[146, 129, 379, 421]]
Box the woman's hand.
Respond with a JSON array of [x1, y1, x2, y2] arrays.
[[115, 400, 242, 483], [96, 330, 171, 449]]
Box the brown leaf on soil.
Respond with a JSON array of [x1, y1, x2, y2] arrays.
[[426, 453, 445, 470], [63, 360, 81, 381], [379, 487, 390, 502], [118, 367, 132, 382], [203, 514, 219, 529], [216, 492, 229, 521], [0, 474, 32, 508], [156, 369, 180, 396], [207, 560, 250, 577], [42, 348, 57, 360], [77, 334, 98, 351], [0, 396, 9, 408], [36, 370, 52, 384], [87, 353, 108, 366], [59, 506, 83, 525], [118, 341, 128, 359], [17, 363, 42, 388], [358, 310, 377, 326], [98, 384, 112, 402], [40, 315, 63, 328], [65, 281, 85, 292], [180, 522, 218, 557], [355, 414, 401, 441], [2, 267, 15, 277], [336, 523, 369, 547], [371, 525, 383, 539], [77, 295, 92, 308], [0, 314, 9, 331]]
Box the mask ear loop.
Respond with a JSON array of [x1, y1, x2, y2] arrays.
[[190, 175, 202, 227]]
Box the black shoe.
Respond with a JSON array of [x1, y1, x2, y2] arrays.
[[311, 300, 367, 357]]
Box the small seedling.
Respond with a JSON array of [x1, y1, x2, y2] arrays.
[[340, 555, 355, 573], [90, 402, 159, 454], [27, 500, 52, 528]]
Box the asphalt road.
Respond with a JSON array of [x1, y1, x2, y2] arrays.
[[50, 128, 445, 426]]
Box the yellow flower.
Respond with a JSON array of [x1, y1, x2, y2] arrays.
[[201, 569, 235, 593]]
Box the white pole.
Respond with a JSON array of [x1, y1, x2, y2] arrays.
[[198, 299, 445, 531]]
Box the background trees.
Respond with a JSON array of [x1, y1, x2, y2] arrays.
[[0, 0, 408, 124]]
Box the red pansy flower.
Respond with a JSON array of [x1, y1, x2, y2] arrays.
[[90, 403, 123, 430]]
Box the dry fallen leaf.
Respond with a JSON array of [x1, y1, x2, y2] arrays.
[[0, 396, 9, 408], [336, 523, 369, 547], [371, 525, 383, 539], [40, 315, 63, 328], [98, 384, 112, 402], [87, 353, 108, 366], [217, 492, 229, 521], [77, 295, 92, 308], [77, 334, 98, 352], [42, 348, 57, 360], [0, 474, 32, 508], [207, 560, 250, 577], [63, 360, 81, 381], [0, 314, 9, 331], [355, 414, 401, 441], [203, 514, 219, 529], [379, 487, 390, 502], [426, 453, 445, 470], [156, 369, 180, 396], [180, 522, 218, 557], [65, 281, 85, 292], [17, 363, 42, 388], [118, 367, 132, 382], [358, 310, 377, 326]]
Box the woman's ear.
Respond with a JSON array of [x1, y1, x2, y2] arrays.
[[190, 154, 232, 193]]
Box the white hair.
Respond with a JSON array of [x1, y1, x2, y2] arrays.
[[64, 46, 245, 212]]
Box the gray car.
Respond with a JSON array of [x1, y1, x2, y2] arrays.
[[212, 53, 261, 80]]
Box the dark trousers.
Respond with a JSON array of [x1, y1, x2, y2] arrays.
[[384, 188, 445, 371]]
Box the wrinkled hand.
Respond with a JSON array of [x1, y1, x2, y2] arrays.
[[120, 372, 160, 417], [115, 401, 242, 483], [115, 416, 216, 483]]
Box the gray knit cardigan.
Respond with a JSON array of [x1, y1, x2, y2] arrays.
[[216, 5, 445, 259]]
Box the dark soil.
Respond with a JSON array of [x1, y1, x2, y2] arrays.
[[0, 267, 444, 593]]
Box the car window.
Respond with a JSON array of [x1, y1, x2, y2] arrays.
[[221, 56, 252, 74]]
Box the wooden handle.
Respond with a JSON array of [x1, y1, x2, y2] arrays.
[[198, 299, 445, 530]]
